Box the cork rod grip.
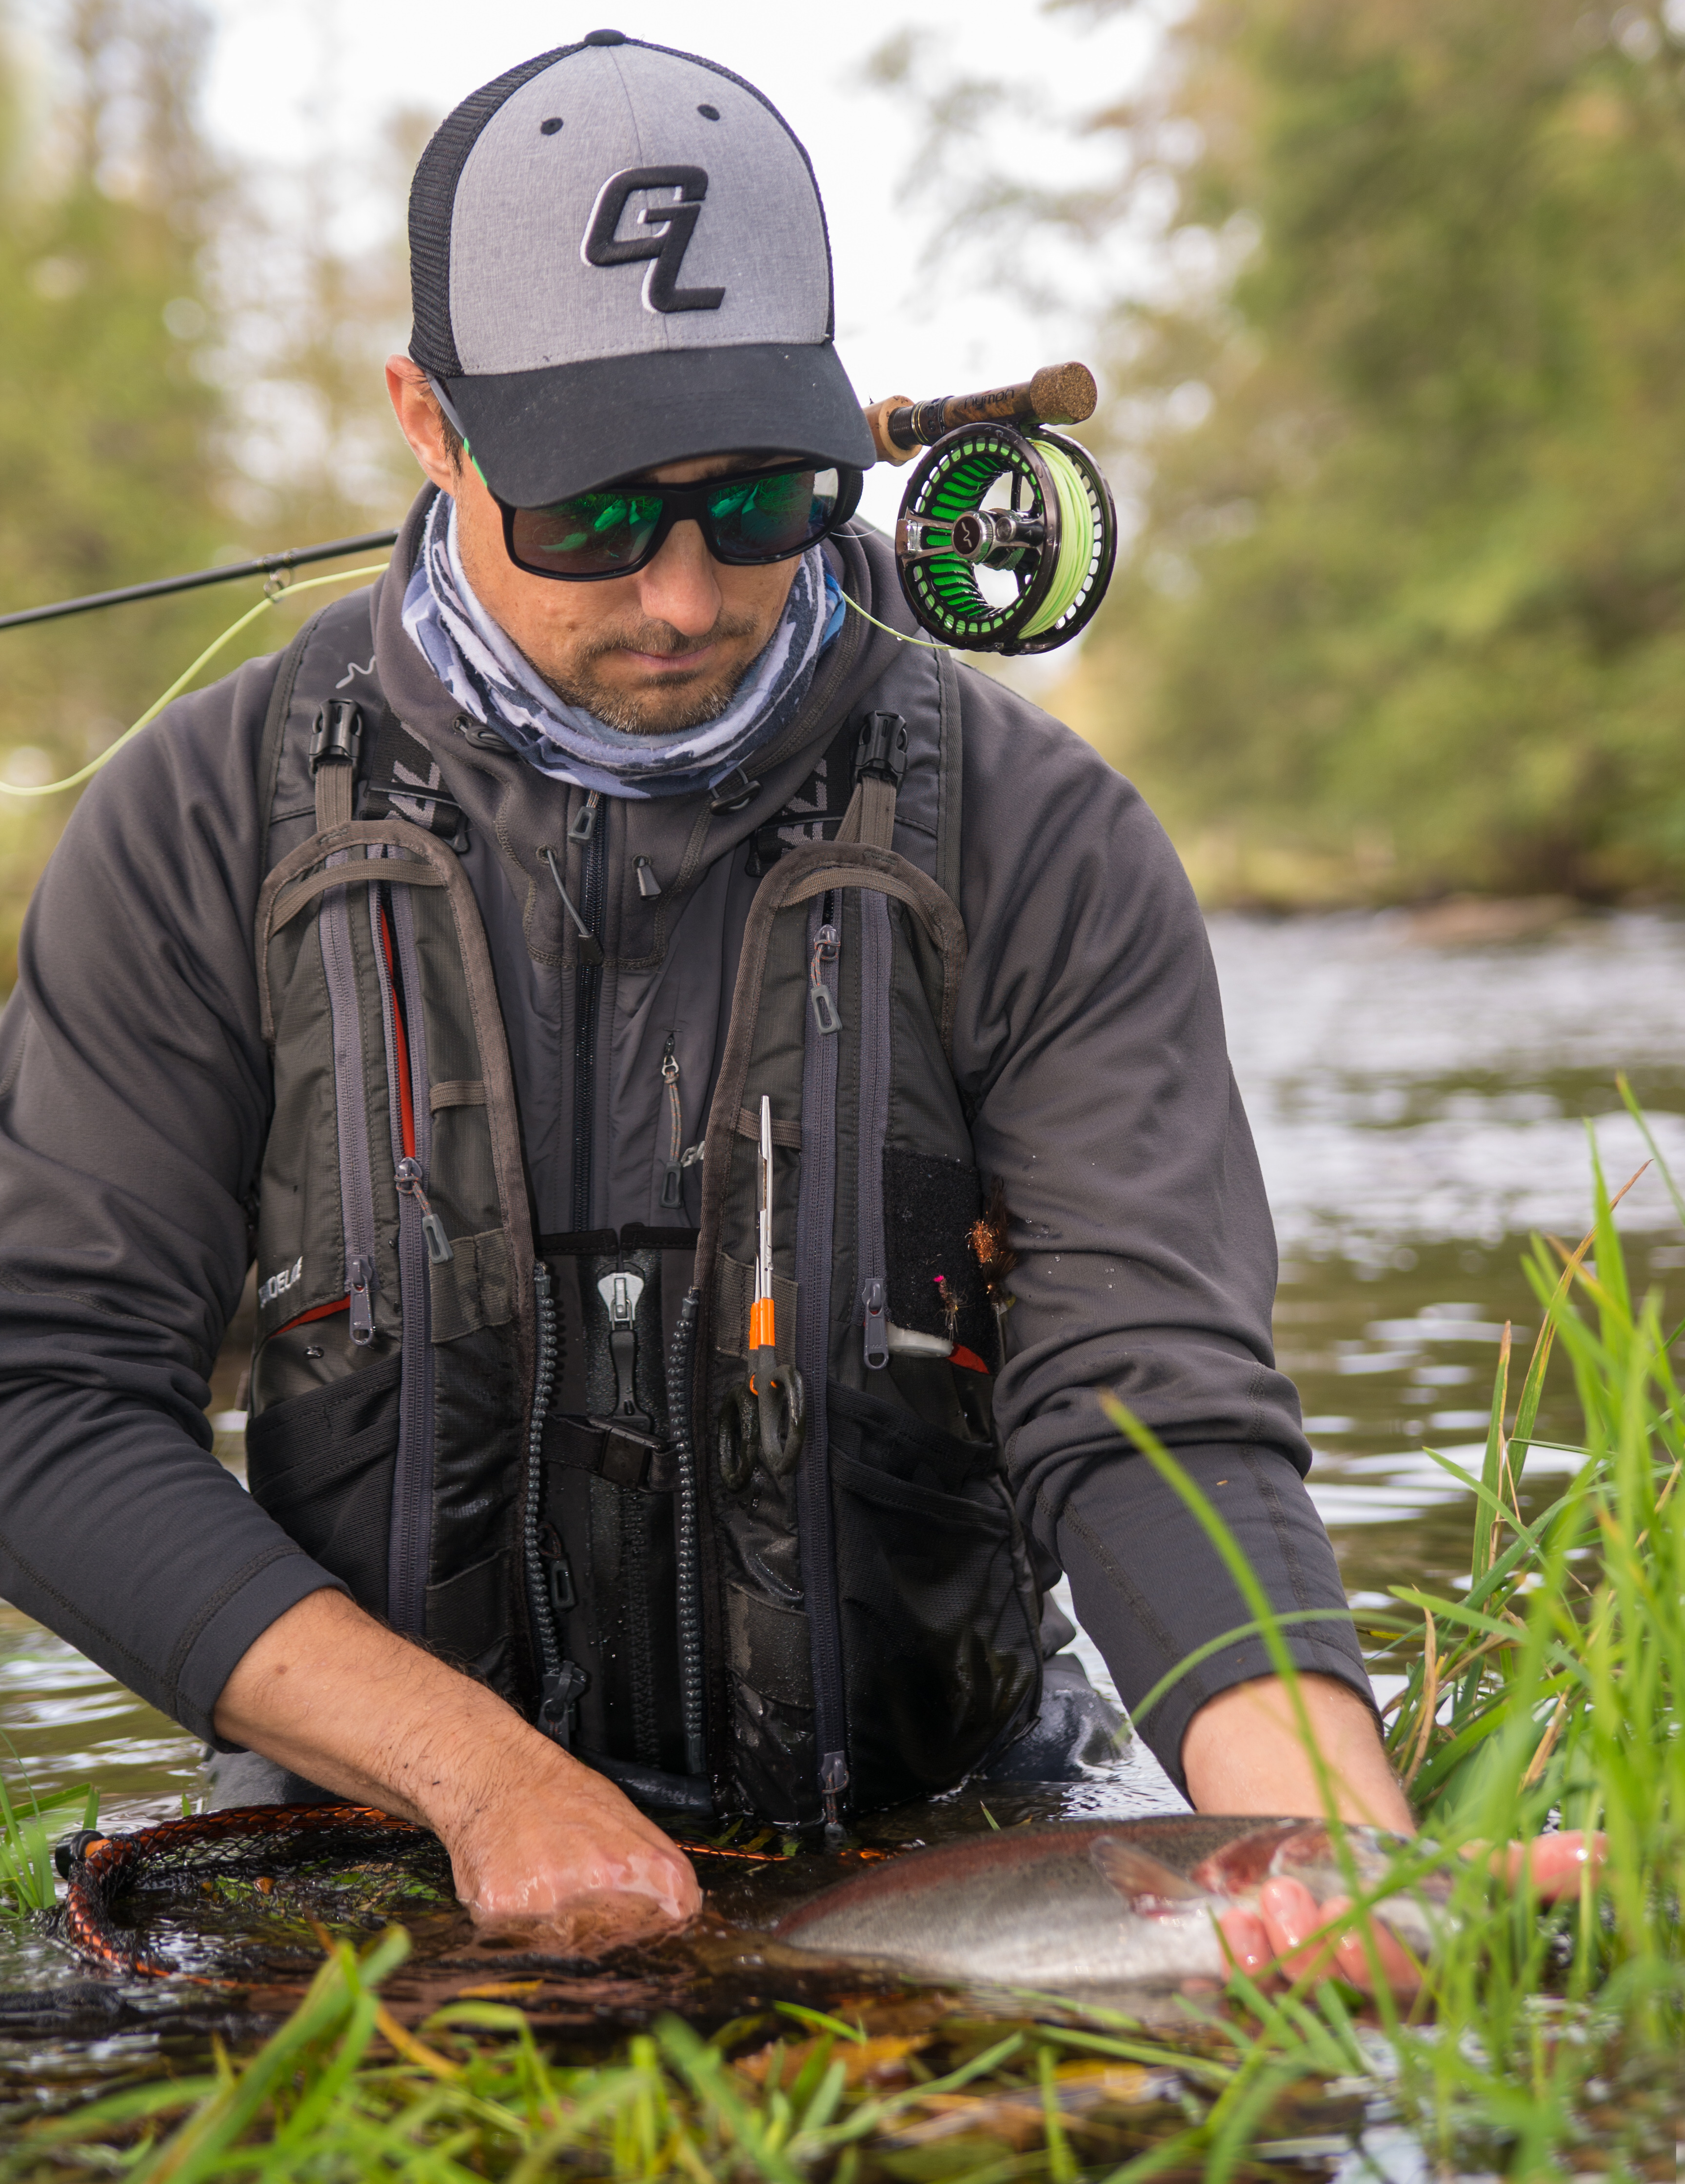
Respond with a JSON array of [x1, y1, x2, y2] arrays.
[[861, 362, 1097, 466]]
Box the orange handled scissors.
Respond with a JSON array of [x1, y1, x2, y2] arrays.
[[748, 1095, 806, 1475]]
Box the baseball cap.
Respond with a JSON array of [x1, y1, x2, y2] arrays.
[[407, 29, 876, 506]]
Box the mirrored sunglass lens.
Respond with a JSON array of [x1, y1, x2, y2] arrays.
[[708, 469, 836, 561], [511, 490, 663, 573]]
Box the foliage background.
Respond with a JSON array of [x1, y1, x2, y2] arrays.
[[0, 0, 418, 981], [7, 0, 1685, 964], [1062, 0, 1685, 905]]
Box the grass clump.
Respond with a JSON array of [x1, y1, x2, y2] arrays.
[[0, 1743, 95, 1916], [0, 1930, 1257, 2182]]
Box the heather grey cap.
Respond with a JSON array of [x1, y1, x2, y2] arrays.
[[408, 29, 875, 504]]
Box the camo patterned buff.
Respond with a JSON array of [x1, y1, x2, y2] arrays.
[[400, 490, 834, 800]]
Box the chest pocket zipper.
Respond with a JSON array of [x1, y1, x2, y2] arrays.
[[659, 1034, 705, 1213]]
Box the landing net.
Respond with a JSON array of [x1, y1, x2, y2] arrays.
[[57, 1804, 452, 1979]]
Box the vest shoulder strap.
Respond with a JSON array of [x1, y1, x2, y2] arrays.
[[255, 589, 468, 869], [256, 589, 381, 874], [755, 628, 965, 893]]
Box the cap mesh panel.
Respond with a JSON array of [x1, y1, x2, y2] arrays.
[[408, 43, 582, 375]]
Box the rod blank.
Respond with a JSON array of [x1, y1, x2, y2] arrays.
[[0, 530, 401, 633]]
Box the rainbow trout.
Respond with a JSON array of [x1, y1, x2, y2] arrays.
[[773, 1817, 1447, 1989]]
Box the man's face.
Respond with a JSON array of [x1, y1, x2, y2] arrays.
[[387, 358, 802, 734]]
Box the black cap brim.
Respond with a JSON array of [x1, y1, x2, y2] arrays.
[[432, 340, 876, 504]]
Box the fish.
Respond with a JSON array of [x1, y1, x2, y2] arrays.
[[772, 1817, 1450, 1990]]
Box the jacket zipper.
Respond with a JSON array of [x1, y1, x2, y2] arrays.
[[660, 1035, 683, 1211], [795, 892, 850, 1827], [526, 1263, 589, 1744], [317, 869, 379, 1348], [666, 1287, 706, 1779], [571, 794, 605, 1231], [374, 881, 437, 1637]]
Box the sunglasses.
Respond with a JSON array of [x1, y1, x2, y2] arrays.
[[491, 459, 863, 582]]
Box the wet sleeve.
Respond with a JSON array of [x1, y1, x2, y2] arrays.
[[0, 655, 346, 1744], [951, 680, 1375, 1787], [1051, 1448, 1372, 1792]]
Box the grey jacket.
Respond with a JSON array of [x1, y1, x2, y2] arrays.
[[0, 490, 1368, 1790]]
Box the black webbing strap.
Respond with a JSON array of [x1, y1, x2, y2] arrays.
[[357, 710, 469, 850]]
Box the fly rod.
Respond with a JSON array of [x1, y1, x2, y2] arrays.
[[0, 356, 1116, 686], [0, 530, 401, 633]]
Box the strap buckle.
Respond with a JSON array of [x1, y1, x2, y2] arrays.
[[854, 710, 908, 788], [309, 698, 363, 776], [709, 765, 760, 814]]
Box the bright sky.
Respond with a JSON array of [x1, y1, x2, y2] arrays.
[[196, 0, 1160, 530]]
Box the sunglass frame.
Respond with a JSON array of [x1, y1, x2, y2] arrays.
[[493, 460, 864, 583]]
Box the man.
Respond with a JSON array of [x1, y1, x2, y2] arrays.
[[0, 32, 1423, 1958]]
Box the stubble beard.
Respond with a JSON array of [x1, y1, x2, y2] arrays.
[[540, 612, 765, 735]]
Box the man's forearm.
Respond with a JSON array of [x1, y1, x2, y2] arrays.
[[215, 1587, 527, 1827], [214, 1590, 701, 1936], [1182, 1672, 1413, 1832]]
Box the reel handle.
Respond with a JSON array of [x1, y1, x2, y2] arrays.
[[862, 361, 1097, 466]]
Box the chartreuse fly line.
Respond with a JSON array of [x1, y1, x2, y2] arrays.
[[1021, 436, 1097, 637], [0, 562, 390, 799]]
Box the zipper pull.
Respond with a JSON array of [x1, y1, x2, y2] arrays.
[[541, 845, 605, 967], [596, 1269, 651, 1427], [634, 854, 662, 899], [810, 921, 842, 1036], [348, 1252, 377, 1345], [660, 1036, 684, 1210], [536, 1659, 590, 1747], [567, 789, 601, 844], [861, 1278, 889, 1371], [537, 1521, 577, 1614], [395, 1156, 455, 1265]]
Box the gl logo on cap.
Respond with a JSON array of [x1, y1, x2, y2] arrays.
[[582, 166, 725, 315]]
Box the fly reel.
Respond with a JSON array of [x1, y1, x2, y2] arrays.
[[892, 425, 1117, 655], [862, 364, 1118, 655]]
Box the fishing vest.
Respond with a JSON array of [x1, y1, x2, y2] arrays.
[[245, 588, 1042, 1827]]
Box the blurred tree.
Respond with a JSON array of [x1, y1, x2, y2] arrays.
[[0, 0, 233, 968], [0, 0, 421, 980], [883, 0, 1685, 902]]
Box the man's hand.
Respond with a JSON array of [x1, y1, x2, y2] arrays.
[[1181, 1672, 1604, 1993], [213, 1589, 701, 1952], [1216, 1830, 1604, 1995]]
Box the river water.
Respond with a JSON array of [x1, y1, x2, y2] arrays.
[[0, 906, 1681, 1966]]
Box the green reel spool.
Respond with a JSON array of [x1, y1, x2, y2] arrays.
[[893, 425, 1118, 654]]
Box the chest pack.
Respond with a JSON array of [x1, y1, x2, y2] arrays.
[[245, 585, 1041, 1826]]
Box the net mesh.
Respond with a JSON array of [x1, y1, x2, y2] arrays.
[[59, 1804, 452, 1979]]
